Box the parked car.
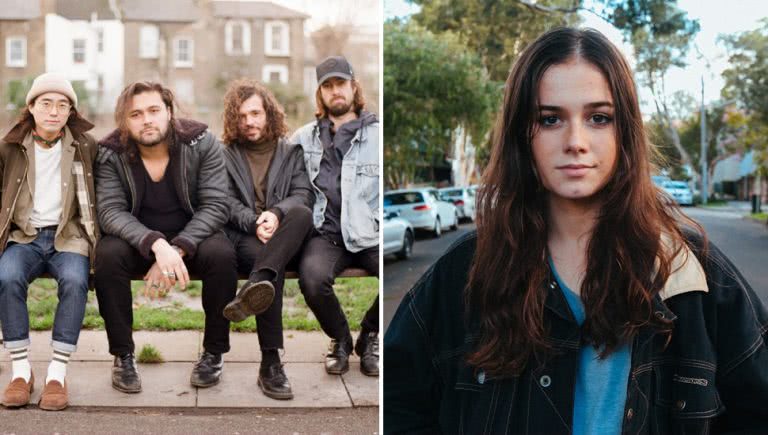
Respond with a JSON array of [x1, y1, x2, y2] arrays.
[[382, 211, 415, 260], [383, 188, 459, 237], [438, 186, 476, 222], [661, 180, 694, 205], [652, 175, 670, 187]]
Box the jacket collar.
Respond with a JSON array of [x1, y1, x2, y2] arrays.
[[543, 241, 709, 323]]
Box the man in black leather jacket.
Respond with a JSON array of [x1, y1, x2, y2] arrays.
[[94, 81, 236, 394]]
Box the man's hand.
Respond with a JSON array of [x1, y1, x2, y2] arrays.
[[256, 211, 279, 244], [143, 262, 172, 299], [151, 238, 190, 288]]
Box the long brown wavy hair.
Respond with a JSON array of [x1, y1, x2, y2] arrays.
[[113, 81, 177, 161], [221, 78, 288, 145], [467, 27, 701, 377], [315, 78, 366, 118]]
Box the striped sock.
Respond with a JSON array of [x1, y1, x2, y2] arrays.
[[10, 347, 31, 382], [46, 349, 70, 384]]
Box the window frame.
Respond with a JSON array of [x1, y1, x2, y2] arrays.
[[139, 25, 159, 59], [5, 36, 26, 67], [224, 20, 251, 56], [264, 20, 289, 57], [173, 36, 194, 68]]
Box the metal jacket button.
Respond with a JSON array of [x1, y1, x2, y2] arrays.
[[676, 400, 686, 410], [477, 370, 486, 385], [539, 375, 551, 388], [626, 408, 634, 420]]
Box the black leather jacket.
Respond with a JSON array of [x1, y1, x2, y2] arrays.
[[384, 231, 768, 434], [95, 119, 229, 258]]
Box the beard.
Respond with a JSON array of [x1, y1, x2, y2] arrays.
[[132, 125, 169, 147], [327, 100, 354, 117]]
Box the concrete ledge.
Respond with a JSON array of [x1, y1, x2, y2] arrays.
[[0, 330, 379, 408]]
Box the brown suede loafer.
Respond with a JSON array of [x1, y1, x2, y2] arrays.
[[39, 380, 68, 411], [2, 372, 34, 408]]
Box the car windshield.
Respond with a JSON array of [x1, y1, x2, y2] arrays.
[[440, 189, 462, 199], [384, 192, 424, 206], [664, 181, 689, 189]]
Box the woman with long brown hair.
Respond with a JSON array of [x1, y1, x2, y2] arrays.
[[384, 27, 768, 434]]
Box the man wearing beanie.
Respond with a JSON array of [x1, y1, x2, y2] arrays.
[[290, 56, 380, 377], [0, 72, 99, 410]]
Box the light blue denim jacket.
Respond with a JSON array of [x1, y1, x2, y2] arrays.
[[290, 117, 379, 253]]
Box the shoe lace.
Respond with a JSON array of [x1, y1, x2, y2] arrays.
[[196, 351, 221, 368], [119, 353, 137, 370]]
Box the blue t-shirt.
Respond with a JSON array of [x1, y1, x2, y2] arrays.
[[549, 259, 631, 435]]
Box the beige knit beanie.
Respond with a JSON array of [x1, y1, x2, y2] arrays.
[[25, 72, 78, 107]]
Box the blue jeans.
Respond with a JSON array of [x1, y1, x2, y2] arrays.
[[0, 228, 89, 353]]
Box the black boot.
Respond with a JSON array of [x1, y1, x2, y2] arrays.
[[223, 280, 275, 322], [355, 332, 379, 377], [325, 337, 353, 375], [190, 351, 223, 387], [258, 363, 293, 400], [112, 353, 141, 393]]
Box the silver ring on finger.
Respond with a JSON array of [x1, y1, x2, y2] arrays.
[[162, 270, 170, 277], [168, 272, 177, 280]]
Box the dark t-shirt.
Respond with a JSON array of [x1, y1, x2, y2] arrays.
[[315, 116, 361, 244], [136, 158, 188, 235]]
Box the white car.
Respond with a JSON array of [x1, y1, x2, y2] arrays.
[[661, 180, 694, 206], [439, 186, 476, 222], [382, 211, 414, 260], [384, 188, 459, 237]]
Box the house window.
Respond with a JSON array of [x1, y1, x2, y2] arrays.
[[5, 37, 26, 67], [97, 28, 104, 53], [173, 37, 194, 68], [225, 20, 250, 55], [262, 64, 288, 84], [264, 21, 289, 56], [73, 39, 86, 64], [175, 78, 194, 104], [139, 25, 159, 58]]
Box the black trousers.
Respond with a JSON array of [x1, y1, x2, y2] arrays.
[[228, 206, 314, 350], [94, 232, 237, 355], [298, 233, 379, 342]]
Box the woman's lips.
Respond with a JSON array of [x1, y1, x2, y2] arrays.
[[557, 164, 595, 177]]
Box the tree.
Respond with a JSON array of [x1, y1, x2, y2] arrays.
[[384, 20, 499, 188], [410, 0, 581, 82], [720, 19, 768, 179]]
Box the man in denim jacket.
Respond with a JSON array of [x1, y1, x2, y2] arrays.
[[290, 56, 379, 377]]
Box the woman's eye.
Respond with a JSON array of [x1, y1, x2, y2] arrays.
[[591, 114, 612, 124], [540, 115, 559, 126]]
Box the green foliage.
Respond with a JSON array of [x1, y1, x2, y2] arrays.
[[137, 344, 164, 363], [721, 19, 768, 174], [384, 20, 500, 188], [410, 0, 580, 82], [5, 77, 34, 111]]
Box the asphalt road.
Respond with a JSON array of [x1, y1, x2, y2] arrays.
[[383, 208, 768, 333], [0, 407, 378, 434]]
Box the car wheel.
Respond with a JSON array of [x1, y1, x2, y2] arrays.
[[432, 217, 442, 238], [450, 212, 459, 230], [396, 230, 414, 260]]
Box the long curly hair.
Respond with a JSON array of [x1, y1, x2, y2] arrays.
[[467, 27, 703, 377], [221, 78, 288, 145]]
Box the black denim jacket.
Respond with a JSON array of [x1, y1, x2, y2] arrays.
[[384, 231, 768, 434]]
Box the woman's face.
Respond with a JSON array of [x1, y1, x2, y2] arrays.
[[531, 58, 618, 207]]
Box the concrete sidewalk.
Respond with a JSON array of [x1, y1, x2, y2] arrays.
[[0, 330, 378, 409]]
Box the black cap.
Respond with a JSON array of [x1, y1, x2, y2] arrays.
[[316, 56, 354, 86]]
